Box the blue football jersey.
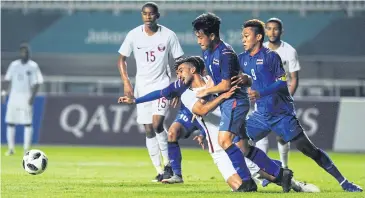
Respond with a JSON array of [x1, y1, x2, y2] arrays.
[[203, 41, 248, 101], [238, 47, 295, 115]]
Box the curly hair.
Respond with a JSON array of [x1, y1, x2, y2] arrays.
[[174, 56, 205, 75]]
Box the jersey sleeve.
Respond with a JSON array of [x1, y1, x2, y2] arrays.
[[269, 52, 286, 80], [4, 62, 14, 81], [160, 79, 187, 99], [168, 32, 184, 59], [220, 50, 238, 80], [118, 31, 133, 57], [288, 49, 301, 73], [32, 63, 44, 85]]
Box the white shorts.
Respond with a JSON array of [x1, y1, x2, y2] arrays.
[[5, 105, 32, 125], [134, 87, 170, 125], [211, 150, 237, 182]]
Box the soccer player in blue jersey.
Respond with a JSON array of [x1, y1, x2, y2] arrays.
[[191, 13, 295, 192], [238, 19, 362, 192]]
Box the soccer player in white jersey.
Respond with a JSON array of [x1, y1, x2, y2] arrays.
[[254, 18, 301, 169], [2, 43, 44, 156], [117, 2, 184, 182]]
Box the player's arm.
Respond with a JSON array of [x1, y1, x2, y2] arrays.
[[118, 80, 186, 104], [196, 52, 235, 98], [192, 86, 237, 116], [118, 32, 134, 97], [289, 71, 299, 96], [29, 64, 44, 105], [288, 50, 300, 96], [249, 53, 287, 100], [1, 63, 14, 103]]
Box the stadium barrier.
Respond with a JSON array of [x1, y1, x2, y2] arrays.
[[1, 96, 364, 152]]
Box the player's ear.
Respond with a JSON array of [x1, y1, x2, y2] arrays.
[[256, 34, 263, 42], [156, 12, 160, 19], [209, 33, 215, 41]]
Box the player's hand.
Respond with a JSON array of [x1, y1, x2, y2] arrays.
[[196, 89, 209, 98], [193, 135, 205, 150], [123, 83, 134, 98], [221, 85, 239, 99], [118, 96, 135, 104], [170, 96, 180, 108], [231, 73, 249, 86], [247, 87, 260, 101]]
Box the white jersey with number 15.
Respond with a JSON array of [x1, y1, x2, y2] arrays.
[[118, 25, 184, 90]]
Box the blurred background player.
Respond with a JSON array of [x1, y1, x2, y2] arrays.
[[2, 43, 43, 156], [239, 19, 362, 192], [117, 2, 184, 182], [255, 17, 301, 168]]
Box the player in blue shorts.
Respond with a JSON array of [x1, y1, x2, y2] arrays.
[[238, 19, 362, 192], [191, 13, 294, 192]]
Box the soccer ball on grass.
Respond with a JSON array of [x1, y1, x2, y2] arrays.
[[22, 149, 48, 175]]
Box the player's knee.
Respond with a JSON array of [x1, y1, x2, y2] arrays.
[[152, 122, 164, 133], [144, 125, 155, 138], [218, 137, 232, 150], [167, 128, 179, 142]]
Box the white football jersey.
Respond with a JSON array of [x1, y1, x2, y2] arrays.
[[263, 41, 300, 83], [5, 59, 44, 107], [180, 85, 222, 154], [118, 25, 184, 90]]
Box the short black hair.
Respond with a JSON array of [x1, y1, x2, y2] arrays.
[[192, 13, 221, 37], [266, 17, 283, 31], [19, 43, 30, 51], [174, 56, 205, 75], [142, 2, 159, 13], [243, 19, 265, 43]]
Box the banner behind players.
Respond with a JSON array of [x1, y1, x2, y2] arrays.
[[2, 95, 364, 151]]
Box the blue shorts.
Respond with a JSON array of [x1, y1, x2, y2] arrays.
[[174, 110, 199, 139], [246, 111, 303, 143], [219, 98, 250, 138]]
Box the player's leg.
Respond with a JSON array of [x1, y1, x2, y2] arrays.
[[162, 123, 185, 183], [213, 150, 256, 192], [241, 112, 293, 192], [218, 99, 253, 187], [273, 115, 362, 192], [136, 102, 163, 181], [292, 132, 362, 192], [23, 107, 33, 153], [277, 136, 290, 168], [152, 97, 171, 178], [5, 124, 16, 156], [254, 136, 269, 154], [5, 105, 17, 155]]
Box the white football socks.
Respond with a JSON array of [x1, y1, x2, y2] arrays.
[[146, 137, 163, 174], [24, 126, 33, 152], [155, 130, 169, 166], [255, 136, 269, 154], [278, 142, 290, 168], [6, 126, 15, 151]]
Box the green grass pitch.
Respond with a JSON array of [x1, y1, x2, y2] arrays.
[[1, 146, 364, 198]]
